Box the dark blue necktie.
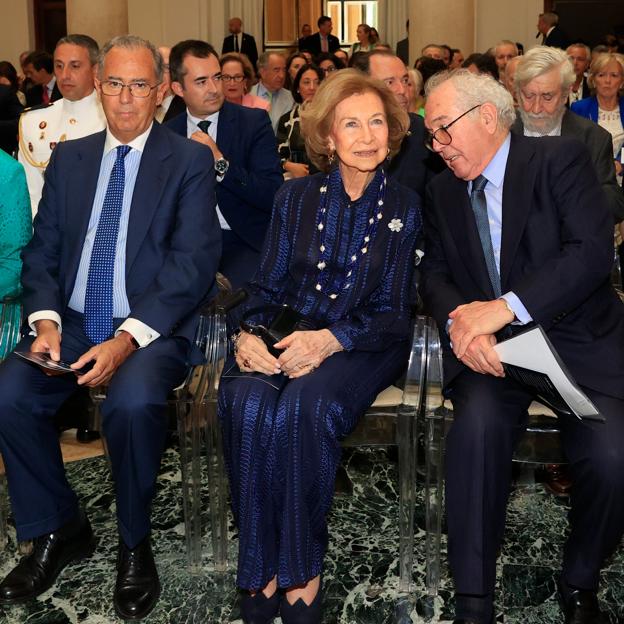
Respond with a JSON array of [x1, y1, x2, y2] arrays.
[[84, 144, 131, 344], [197, 120, 211, 134], [470, 175, 501, 298]]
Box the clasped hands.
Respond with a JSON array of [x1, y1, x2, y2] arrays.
[[448, 299, 515, 377], [31, 320, 136, 387], [235, 329, 342, 379]]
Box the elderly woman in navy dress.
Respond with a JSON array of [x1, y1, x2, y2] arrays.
[[218, 69, 421, 624]]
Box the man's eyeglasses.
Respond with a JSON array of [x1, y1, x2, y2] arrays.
[[424, 104, 481, 151], [221, 74, 245, 83], [100, 80, 161, 98]]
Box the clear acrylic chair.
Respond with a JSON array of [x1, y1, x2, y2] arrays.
[[416, 316, 567, 596], [341, 320, 424, 593]]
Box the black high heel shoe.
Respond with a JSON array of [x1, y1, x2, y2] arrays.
[[280, 581, 323, 624], [240, 589, 280, 624]]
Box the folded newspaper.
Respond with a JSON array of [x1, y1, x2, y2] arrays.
[[493, 325, 602, 421]]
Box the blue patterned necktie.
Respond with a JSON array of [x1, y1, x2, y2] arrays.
[[470, 174, 501, 298], [84, 144, 131, 344]]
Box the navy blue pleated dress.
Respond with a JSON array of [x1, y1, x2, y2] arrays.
[[218, 165, 421, 591]]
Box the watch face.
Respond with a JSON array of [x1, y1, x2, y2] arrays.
[[215, 158, 228, 175]]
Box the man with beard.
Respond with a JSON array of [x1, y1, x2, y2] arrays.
[[511, 45, 624, 222]]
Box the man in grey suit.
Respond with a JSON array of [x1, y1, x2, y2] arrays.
[[512, 45, 624, 223]]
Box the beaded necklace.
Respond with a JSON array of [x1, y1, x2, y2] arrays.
[[314, 166, 387, 299]]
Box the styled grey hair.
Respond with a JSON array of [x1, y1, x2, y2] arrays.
[[514, 45, 575, 95], [425, 69, 516, 130], [566, 42, 591, 61], [98, 35, 163, 82], [494, 40, 518, 56], [56, 34, 99, 65], [256, 51, 284, 72]]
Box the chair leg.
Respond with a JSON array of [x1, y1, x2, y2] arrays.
[[176, 401, 203, 573], [397, 404, 416, 593], [424, 407, 446, 596], [204, 399, 228, 572]]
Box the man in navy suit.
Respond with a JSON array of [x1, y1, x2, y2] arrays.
[[221, 17, 258, 74], [168, 39, 283, 288], [422, 70, 624, 624], [301, 16, 340, 56], [0, 35, 221, 620]]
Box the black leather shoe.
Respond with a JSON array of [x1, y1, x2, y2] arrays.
[[114, 536, 161, 621], [240, 589, 280, 624], [0, 512, 95, 604], [280, 582, 322, 624], [558, 579, 608, 624]]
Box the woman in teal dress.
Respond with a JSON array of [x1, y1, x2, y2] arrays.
[[0, 150, 31, 359]]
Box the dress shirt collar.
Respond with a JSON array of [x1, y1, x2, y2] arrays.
[[104, 121, 153, 155], [475, 133, 511, 191], [187, 109, 220, 129], [62, 88, 98, 111], [45, 76, 56, 95], [257, 81, 278, 98]]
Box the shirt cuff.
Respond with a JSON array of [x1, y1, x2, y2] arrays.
[[115, 318, 160, 348], [501, 292, 533, 325], [28, 311, 62, 334]]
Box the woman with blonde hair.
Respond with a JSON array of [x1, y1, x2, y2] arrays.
[[219, 69, 420, 624]]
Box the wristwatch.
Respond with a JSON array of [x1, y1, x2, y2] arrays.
[[214, 157, 229, 176]]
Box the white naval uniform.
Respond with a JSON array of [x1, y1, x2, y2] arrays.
[[18, 90, 106, 217]]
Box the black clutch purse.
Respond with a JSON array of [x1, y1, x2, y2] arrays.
[[240, 305, 317, 357]]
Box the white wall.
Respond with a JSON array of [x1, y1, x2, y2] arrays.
[[0, 0, 34, 71]]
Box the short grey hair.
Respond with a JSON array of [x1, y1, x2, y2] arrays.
[[494, 40, 518, 56], [540, 12, 559, 27], [56, 34, 99, 65], [98, 35, 163, 82], [566, 43, 591, 60], [426, 69, 516, 130], [256, 51, 284, 72], [514, 45, 575, 95]]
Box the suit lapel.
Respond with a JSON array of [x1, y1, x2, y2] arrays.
[[444, 174, 497, 298], [125, 124, 172, 274], [500, 133, 535, 288], [65, 131, 106, 297], [215, 101, 235, 158]]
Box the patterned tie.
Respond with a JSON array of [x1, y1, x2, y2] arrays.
[[197, 120, 211, 134], [470, 175, 501, 298], [84, 145, 131, 343]]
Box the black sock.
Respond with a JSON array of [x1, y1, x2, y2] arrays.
[[455, 592, 494, 623]]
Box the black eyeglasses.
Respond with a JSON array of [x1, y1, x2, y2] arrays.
[[424, 104, 481, 151], [221, 74, 245, 83]]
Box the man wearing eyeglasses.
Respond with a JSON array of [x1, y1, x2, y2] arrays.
[[167, 39, 282, 288], [0, 35, 221, 620], [421, 69, 624, 624]]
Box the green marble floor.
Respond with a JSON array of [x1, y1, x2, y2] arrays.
[[0, 445, 622, 623]]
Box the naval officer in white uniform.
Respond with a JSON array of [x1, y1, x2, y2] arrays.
[[19, 34, 106, 217]]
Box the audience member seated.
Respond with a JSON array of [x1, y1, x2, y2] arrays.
[[566, 43, 591, 106], [513, 46, 624, 223], [407, 67, 424, 115], [449, 48, 465, 69], [350, 23, 376, 55], [221, 17, 258, 73], [421, 68, 624, 624], [301, 15, 340, 55], [571, 52, 624, 183], [493, 39, 518, 82], [316, 52, 345, 76], [276, 63, 323, 179], [285, 52, 307, 90], [154, 46, 185, 123], [22, 51, 61, 106], [0, 35, 221, 620], [0, 60, 25, 105], [421, 43, 445, 61], [218, 69, 420, 624], [0, 64, 23, 154], [0, 151, 31, 358], [415, 55, 447, 86], [502, 55, 520, 105], [357, 49, 445, 198], [334, 49, 349, 66], [168, 40, 283, 288], [18, 34, 106, 216], [220, 52, 269, 111], [249, 51, 294, 133], [462, 52, 499, 80]]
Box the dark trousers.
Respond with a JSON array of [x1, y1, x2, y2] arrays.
[[220, 230, 261, 290], [0, 311, 189, 547], [446, 370, 624, 603]]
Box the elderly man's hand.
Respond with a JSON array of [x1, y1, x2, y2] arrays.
[[459, 334, 504, 376], [448, 299, 514, 359], [275, 329, 342, 378], [72, 331, 137, 387], [31, 319, 63, 375]]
